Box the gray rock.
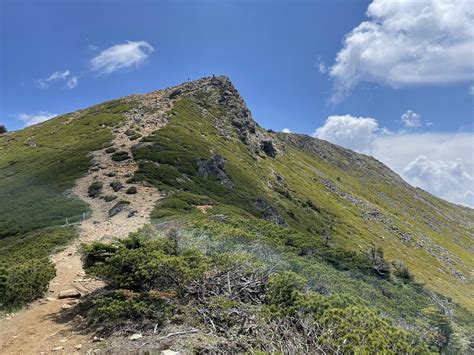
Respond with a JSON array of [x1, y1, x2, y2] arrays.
[[260, 140, 277, 158], [58, 289, 81, 299], [253, 199, 286, 225], [109, 200, 130, 217], [126, 186, 138, 194], [197, 155, 233, 188], [104, 194, 117, 202], [110, 181, 123, 192], [129, 333, 143, 341], [161, 351, 180, 355]]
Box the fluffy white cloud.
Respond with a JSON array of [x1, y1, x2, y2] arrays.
[[314, 115, 474, 207], [329, 0, 474, 101], [13, 112, 57, 127], [35, 70, 78, 89], [313, 114, 380, 153], [282, 128, 292, 133], [403, 155, 474, 207], [401, 110, 422, 128], [90, 41, 154, 75]]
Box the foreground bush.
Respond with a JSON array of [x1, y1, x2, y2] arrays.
[[0, 258, 55, 310], [0, 227, 76, 310], [81, 234, 432, 353]]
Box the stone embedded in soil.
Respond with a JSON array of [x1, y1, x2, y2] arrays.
[[104, 194, 117, 202], [129, 333, 143, 341], [110, 181, 123, 192], [58, 289, 81, 299], [126, 186, 137, 194]]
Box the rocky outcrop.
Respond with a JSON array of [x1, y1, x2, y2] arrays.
[[261, 140, 277, 158], [253, 199, 286, 225], [197, 155, 233, 188]]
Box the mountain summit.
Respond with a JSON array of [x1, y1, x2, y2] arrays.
[[0, 76, 472, 353]]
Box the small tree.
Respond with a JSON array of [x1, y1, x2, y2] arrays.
[[0, 125, 6, 134]]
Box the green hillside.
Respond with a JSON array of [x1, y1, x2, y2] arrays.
[[0, 76, 472, 352]]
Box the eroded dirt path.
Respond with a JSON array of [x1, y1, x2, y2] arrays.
[[0, 92, 172, 354]]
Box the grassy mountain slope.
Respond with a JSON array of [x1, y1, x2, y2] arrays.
[[129, 77, 473, 310], [0, 76, 472, 351], [0, 98, 132, 309]]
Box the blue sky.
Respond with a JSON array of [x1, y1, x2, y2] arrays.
[[1, 0, 473, 206]]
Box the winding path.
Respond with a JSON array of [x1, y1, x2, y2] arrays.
[[0, 91, 171, 354]]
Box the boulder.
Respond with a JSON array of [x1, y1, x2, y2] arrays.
[[110, 181, 123, 192], [260, 140, 277, 158], [126, 186, 138, 194], [58, 289, 81, 299], [104, 194, 117, 202], [197, 155, 233, 188]]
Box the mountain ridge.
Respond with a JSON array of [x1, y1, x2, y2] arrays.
[[0, 75, 472, 353]]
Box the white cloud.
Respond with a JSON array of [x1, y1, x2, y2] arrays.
[[13, 112, 57, 127], [318, 62, 327, 74], [313, 116, 474, 207], [282, 128, 292, 133], [401, 110, 422, 128], [329, 0, 474, 101], [403, 155, 474, 207], [35, 70, 78, 89], [313, 114, 380, 153], [90, 40, 154, 75], [67, 76, 79, 89]]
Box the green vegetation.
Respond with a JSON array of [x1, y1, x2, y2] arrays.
[[0, 99, 132, 238], [124, 128, 142, 141], [111, 150, 131, 162], [1, 78, 472, 351], [0, 98, 134, 310], [0, 227, 76, 310], [81, 233, 435, 353], [132, 97, 473, 311], [125, 95, 472, 351]]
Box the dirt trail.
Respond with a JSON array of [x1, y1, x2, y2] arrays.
[[0, 92, 172, 354]]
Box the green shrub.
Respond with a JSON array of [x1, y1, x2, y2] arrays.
[[0, 226, 76, 310], [0, 258, 55, 310], [105, 146, 117, 154], [86, 289, 172, 333], [111, 151, 131, 162]]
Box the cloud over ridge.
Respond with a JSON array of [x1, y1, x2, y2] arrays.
[[90, 40, 154, 75], [329, 0, 474, 101]]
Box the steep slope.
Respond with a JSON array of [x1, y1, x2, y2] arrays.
[[0, 76, 472, 353], [128, 76, 473, 308]]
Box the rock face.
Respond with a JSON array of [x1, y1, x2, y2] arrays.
[[158, 75, 277, 158], [197, 155, 233, 188], [261, 140, 277, 158]]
